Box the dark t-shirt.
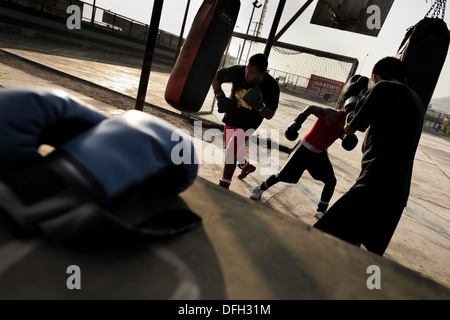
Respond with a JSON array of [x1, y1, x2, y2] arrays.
[[348, 80, 424, 206], [217, 65, 280, 131]]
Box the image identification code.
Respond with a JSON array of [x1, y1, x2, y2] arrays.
[[178, 304, 271, 317]]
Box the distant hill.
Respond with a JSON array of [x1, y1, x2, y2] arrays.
[[430, 96, 450, 114]]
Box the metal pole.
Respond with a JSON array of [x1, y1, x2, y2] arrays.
[[91, 0, 96, 25], [274, 0, 313, 41], [135, 0, 164, 111], [264, 0, 285, 58], [174, 0, 191, 65], [244, 21, 258, 62], [238, 0, 261, 64]]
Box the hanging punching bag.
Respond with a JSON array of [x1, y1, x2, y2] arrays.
[[165, 0, 240, 113], [396, 2, 450, 110]]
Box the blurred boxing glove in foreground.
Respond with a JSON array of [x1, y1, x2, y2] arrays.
[[0, 88, 200, 240]]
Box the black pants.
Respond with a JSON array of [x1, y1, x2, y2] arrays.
[[313, 187, 404, 255], [263, 143, 336, 204]]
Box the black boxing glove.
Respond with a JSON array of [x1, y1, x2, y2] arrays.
[[242, 87, 266, 112], [341, 75, 369, 113], [341, 133, 358, 151], [285, 113, 307, 141], [215, 89, 234, 113], [0, 87, 107, 165], [0, 110, 198, 234]]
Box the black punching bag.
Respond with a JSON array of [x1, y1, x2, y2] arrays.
[[165, 0, 240, 113], [396, 15, 450, 109]]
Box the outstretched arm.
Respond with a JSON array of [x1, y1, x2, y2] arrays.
[[285, 105, 337, 141], [302, 105, 342, 125]]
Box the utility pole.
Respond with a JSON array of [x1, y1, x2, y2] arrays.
[[238, 0, 261, 64], [256, 0, 268, 37]]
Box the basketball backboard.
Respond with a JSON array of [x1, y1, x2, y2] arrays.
[[310, 0, 395, 37]]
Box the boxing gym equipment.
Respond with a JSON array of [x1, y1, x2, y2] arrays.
[[214, 88, 234, 113], [332, 75, 366, 151], [0, 87, 107, 164], [336, 74, 368, 128], [340, 133, 358, 151], [0, 89, 200, 239], [340, 75, 369, 113], [165, 0, 240, 113], [240, 86, 266, 112], [396, 0, 449, 109], [285, 113, 307, 141]]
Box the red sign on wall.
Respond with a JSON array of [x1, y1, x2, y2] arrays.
[[307, 75, 344, 97]]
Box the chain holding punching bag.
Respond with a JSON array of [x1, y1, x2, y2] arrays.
[[165, 0, 240, 113], [396, 0, 450, 109]]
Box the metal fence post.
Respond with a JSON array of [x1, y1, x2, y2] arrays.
[[135, 0, 164, 111]]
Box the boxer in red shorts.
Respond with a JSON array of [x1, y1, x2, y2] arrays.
[[211, 53, 280, 190]]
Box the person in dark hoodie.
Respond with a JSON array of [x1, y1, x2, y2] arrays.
[[314, 57, 425, 256]]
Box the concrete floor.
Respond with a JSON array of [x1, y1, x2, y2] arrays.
[[0, 31, 449, 298]]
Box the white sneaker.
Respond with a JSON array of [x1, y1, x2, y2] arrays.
[[314, 211, 325, 220], [250, 187, 263, 200]]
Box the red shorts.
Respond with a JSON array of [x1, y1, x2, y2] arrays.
[[224, 125, 252, 158]]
